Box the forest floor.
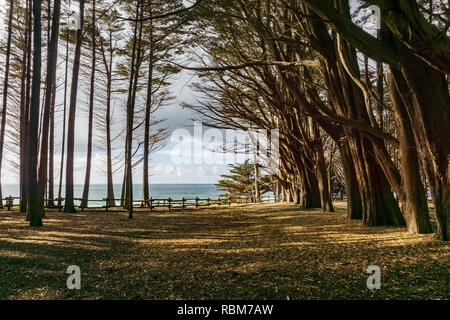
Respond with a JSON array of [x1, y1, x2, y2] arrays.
[[0, 202, 448, 300]]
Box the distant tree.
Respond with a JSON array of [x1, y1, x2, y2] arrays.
[[216, 160, 271, 202]]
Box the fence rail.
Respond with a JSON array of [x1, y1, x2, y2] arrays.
[[1, 195, 276, 212]]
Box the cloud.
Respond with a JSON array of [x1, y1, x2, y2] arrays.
[[0, 50, 234, 186]]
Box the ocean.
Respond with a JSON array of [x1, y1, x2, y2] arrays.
[[1, 184, 224, 206]]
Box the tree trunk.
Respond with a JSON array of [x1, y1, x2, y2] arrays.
[[27, 0, 43, 226], [99, 32, 116, 208], [281, 186, 286, 202], [21, 0, 33, 214], [121, 156, 126, 207], [48, 71, 56, 208], [38, 0, 60, 210], [57, 20, 70, 209], [19, 4, 29, 213], [105, 72, 115, 207], [387, 67, 432, 234], [305, 1, 404, 226], [286, 187, 292, 203], [124, 3, 143, 218], [142, 14, 153, 206], [376, 30, 384, 130], [81, 0, 96, 208], [310, 120, 333, 212], [315, 146, 334, 212], [64, 0, 85, 213], [0, 0, 14, 209], [292, 186, 300, 205], [382, 23, 449, 238], [254, 162, 260, 202], [396, 56, 450, 240], [348, 130, 405, 226], [301, 163, 321, 209], [339, 143, 362, 219]]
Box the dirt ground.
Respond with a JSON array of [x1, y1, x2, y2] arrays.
[[0, 202, 448, 300]]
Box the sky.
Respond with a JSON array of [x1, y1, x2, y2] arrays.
[[0, 0, 233, 186], [0, 0, 378, 186], [1, 66, 232, 185]]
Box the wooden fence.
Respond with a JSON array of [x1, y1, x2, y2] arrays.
[[1, 195, 276, 212]]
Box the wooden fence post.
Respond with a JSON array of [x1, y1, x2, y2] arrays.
[[57, 198, 63, 211], [168, 197, 172, 211], [81, 198, 87, 212], [195, 197, 199, 208], [103, 198, 109, 212], [207, 197, 210, 207], [182, 197, 186, 210], [7, 196, 13, 211], [150, 197, 153, 211]]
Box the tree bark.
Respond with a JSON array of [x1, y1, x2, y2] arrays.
[[339, 143, 362, 219], [397, 57, 450, 240], [310, 119, 333, 212], [48, 69, 56, 208], [254, 162, 260, 202], [27, 0, 43, 226], [19, 4, 29, 213], [81, 0, 96, 208], [38, 0, 61, 210], [298, 0, 448, 238], [387, 67, 432, 234], [99, 31, 116, 208], [64, 0, 85, 213], [57, 19, 70, 209], [0, 0, 14, 209], [142, 11, 153, 206], [124, 3, 143, 218], [21, 0, 33, 214]]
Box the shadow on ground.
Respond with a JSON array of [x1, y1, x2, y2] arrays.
[[0, 202, 448, 299]]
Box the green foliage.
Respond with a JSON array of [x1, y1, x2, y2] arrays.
[[216, 160, 271, 199]]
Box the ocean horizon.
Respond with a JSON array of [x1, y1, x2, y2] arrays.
[[1, 183, 225, 206]]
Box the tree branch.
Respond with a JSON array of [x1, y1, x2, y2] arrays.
[[116, 0, 205, 22], [168, 59, 320, 72], [299, 0, 404, 68]]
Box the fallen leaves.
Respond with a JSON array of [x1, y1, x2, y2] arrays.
[[0, 202, 448, 299]]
